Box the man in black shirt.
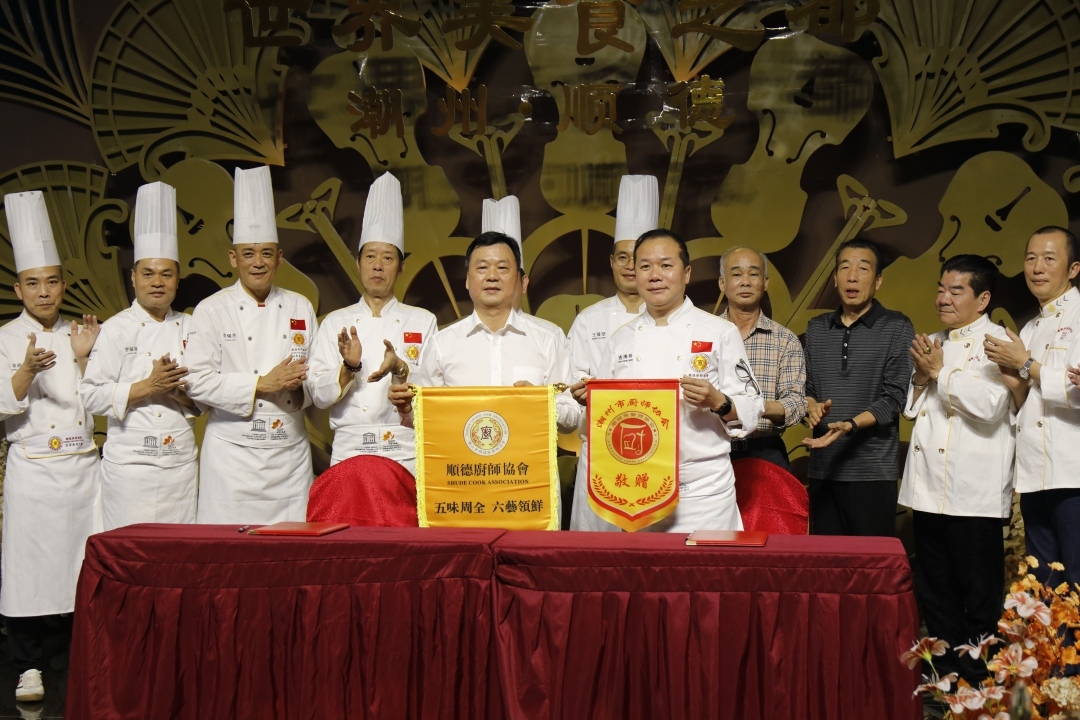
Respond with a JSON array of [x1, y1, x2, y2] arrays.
[[802, 239, 914, 536]]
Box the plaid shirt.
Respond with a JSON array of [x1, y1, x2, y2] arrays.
[[720, 310, 807, 437]]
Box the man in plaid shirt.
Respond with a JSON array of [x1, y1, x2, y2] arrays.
[[718, 247, 807, 470]]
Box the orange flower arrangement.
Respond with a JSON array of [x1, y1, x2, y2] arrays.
[[901, 557, 1080, 719]]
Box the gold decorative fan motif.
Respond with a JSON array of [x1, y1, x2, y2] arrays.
[[88, 0, 300, 178], [872, 0, 1080, 157], [0, 0, 89, 125], [0, 162, 128, 322]]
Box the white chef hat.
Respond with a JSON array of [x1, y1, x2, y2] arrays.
[[359, 173, 404, 254], [232, 166, 278, 245], [133, 182, 179, 263], [482, 195, 523, 267], [613, 175, 659, 243], [5, 190, 62, 273]]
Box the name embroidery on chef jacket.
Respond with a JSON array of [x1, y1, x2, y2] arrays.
[[616, 352, 634, 365]]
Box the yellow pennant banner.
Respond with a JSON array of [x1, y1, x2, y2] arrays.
[[587, 379, 680, 532], [414, 385, 559, 530]]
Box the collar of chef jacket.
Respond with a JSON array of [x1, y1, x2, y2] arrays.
[[947, 312, 992, 342], [638, 296, 695, 327], [128, 298, 182, 325], [231, 279, 282, 308], [17, 309, 70, 335], [464, 307, 528, 337], [355, 294, 399, 319], [1039, 286, 1079, 318]]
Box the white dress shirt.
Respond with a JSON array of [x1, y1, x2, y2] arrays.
[[599, 297, 764, 500], [420, 308, 579, 432], [1016, 286, 1080, 493], [568, 295, 643, 380], [899, 314, 1015, 517], [81, 300, 197, 466], [307, 296, 437, 468]]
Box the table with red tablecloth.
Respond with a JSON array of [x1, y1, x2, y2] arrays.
[[67, 527, 920, 720], [66, 525, 505, 720]]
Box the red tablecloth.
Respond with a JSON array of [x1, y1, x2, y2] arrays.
[[66, 525, 506, 720], [492, 532, 920, 720]]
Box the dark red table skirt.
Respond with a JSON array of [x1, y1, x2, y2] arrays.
[[492, 532, 920, 720], [66, 525, 506, 720], [67, 527, 920, 720]]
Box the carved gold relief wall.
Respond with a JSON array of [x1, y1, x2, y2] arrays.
[[3, 0, 1080, 478]]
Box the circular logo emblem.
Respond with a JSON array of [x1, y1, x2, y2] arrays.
[[605, 411, 659, 465], [293, 333, 305, 346], [405, 345, 420, 361], [48, 436, 62, 451], [463, 411, 510, 456], [691, 354, 709, 372]]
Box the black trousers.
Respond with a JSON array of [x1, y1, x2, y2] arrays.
[[808, 478, 897, 536], [4, 614, 71, 675], [912, 511, 1004, 683], [730, 436, 790, 471]]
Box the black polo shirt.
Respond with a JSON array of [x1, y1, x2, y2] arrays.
[[804, 300, 914, 482]]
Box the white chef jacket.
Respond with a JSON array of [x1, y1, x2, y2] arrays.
[[899, 314, 1015, 517], [598, 297, 765, 500], [420, 308, 580, 432], [568, 295, 643, 380], [185, 282, 317, 523], [0, 311, 101, 615], [82, 300, 198, 466], [1016, 286, 1080, 493], [307, 296, 437, 470]]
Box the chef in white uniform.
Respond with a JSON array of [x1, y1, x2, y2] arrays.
[[81, 182, 200, 529], [568, 175, 654, 531], [983, 226, 1080, 590], [0, 190, 102, 703], [389, 230, 579, 434], [572, 229, 764, 532], [307, 173, 436, 473], [185, 166, 317, 524], [899, 255, 1014, 683]]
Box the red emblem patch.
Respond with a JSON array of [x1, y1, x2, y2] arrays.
[[290, 319, 306, 331], [691, 340, 713, 353], [403, 332, 423, 344]]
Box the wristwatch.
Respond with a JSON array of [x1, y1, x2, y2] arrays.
[[1019, 357, 1034, 380], [845, 418, 858, 433], [713, 393, 733, 416]]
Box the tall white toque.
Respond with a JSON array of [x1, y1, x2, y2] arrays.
[[613, 175, 659, 243], [133, 182, 179, 263], [232, 166, 278, 245], [481, 195, 523, 267], [6, 190, 62, 273], [359, 173, 404, 254]]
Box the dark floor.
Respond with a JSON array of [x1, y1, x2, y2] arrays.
[[0, 626, 69, 719]]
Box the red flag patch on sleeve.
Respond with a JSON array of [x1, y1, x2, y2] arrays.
[[403, 332, 423, 344], [691, 340, 713, 353], [290, 319, 307, 331]]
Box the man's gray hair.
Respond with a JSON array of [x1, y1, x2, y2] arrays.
[[719, 246, 769, 280]]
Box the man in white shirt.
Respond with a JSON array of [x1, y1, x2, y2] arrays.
[[0, 191, 101, 703], [901, 255, 1014, 682], [185, 166, 317, 524], [571, 229, 764, 532], [984, 226, 1080, 589], [307, 173, 437, 473], [82, 182, 200, 529], [389, 231, 578, 434], [568, 175, 654, 530]]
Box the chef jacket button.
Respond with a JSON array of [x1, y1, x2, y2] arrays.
[[965, 342, 970, 348], [147, 352, 151, 356], [395, 319, 400, 323], [677, 355, 681, 360], [920, 411, 926, 417], [1046, 344, 1050, 349], [282, 334, 286, 339], [1038, 421, 1044, 427], [156, 413, 161, 418], [72, 358, 77, 362], [239, 306, 244, 311], [1036, 321, 1040, 326], [50, 424, 54, 429], [253, 370, 258, 374], [636, 356, 641, 362], [248, 337, 252, 341], [175, 321, 179, 326], [938, 448, 944, 454], [914, 445, 920, 452], [141, 323, 145, 327], [1057, 313, 1062, 317], [278, 304, 282, 309], [362, 406, 368, 412], [258, 402, 264, 407], [78, 421, 82, 425]]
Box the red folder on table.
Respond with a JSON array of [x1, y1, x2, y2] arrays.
[[685, 530, 768, 546], [248, 522, 349, 536]]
